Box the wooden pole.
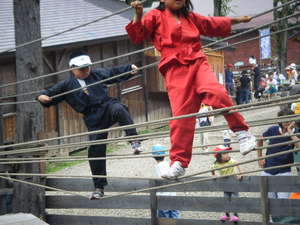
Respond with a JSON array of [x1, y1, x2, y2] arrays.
[[13, 0, 45, 218], [260, 176, 270, 225], [150, 180, 158, 225]]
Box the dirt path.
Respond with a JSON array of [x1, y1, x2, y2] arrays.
[[49, 106, 282, 222]]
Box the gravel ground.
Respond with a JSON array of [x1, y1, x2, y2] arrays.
[[47, 105, 289, 222]]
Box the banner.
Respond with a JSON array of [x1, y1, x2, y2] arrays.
[[259, 27, 272, 59]]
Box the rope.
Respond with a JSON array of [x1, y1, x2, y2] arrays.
[[0, 0, 147, 55], [0, 2, 298, 92], [0, 46, 154, 93], [0, 161, 299, 200], [0, 61, 159, 106], [205, 23, 300, 54], [2, 132, 298, 162], [0, 113, 298, 157], [0, 135, 299, 165], [1, 92, 300, 151], [1, 21, 299, 101], [204, 8, 300, 49]]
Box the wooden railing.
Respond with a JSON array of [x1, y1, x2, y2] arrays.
[[45, 176, 300, 225]]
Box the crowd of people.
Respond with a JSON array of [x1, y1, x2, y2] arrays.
[[225, 59, 299, 104]]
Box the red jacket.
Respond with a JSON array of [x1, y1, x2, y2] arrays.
[[126, 9, 231, 70]]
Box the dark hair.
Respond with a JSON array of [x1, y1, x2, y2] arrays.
[[156, 0, 194, 18], [69, 51, 88, 61], [278, 108, 294, 117], [278, 108, 294, 128], [153, 156, 164, 162], [215, 153, 223, 163], [241, 70, 248, 75]]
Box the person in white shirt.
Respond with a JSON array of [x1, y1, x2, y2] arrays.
[[152, 144, 180, 220]]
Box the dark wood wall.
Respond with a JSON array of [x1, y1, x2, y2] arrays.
[[0, 39, 226, 155]]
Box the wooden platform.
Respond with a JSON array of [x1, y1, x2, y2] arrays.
[[0, 213, 49, 225]]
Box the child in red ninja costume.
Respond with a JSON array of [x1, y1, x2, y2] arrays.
[[126, 0, 256, 179]]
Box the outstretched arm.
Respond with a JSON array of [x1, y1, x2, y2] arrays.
[[126, 1, 156, 44], [192, 13, 252, 37], [93, 64, 139, 85], [231, 16, 252, 25], [37, 80, 66, 107]]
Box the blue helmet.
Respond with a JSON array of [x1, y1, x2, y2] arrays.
[[151, 144, 168, 156]]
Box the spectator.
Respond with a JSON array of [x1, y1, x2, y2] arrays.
[[196, 104, 214, 151], [252, 64, 261, 91], [265, 74, 278, 100], [225, 64, 234, 96], [285, 66, 296, 87], [211, 145, 242, 223], [152, 144, 181, 221], [257, 108, 300, 200], [239, 71, 252, 104]]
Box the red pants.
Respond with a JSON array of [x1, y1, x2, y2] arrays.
[[162, 58, 249, 168]]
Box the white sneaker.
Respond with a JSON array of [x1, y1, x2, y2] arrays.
[[236, 130, 256, 155], [156, 161, 172, 179], [169, 161, 185, 179]]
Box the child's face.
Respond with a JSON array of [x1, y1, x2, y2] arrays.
[[281, 121, 293, 130], [221, 153, 230, 162], [162, 0, 187, 11]]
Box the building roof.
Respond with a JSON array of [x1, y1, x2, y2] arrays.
[[0, 0, 132, 53], [232, 12, 274, 30]]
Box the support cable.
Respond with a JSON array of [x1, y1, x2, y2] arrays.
[[0, 114, 298, 156]]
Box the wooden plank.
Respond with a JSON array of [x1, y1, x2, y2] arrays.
[[158, 196, 261, 213], [46, 215, 150, 225], [149, 180, 158, 225], [0, 213, 49, 225], [45, 215, 263, 225], [0, 188, 13, 196], [260, 176, 270, 225], [46, 195, 150, 209], [267, 176, 300, 192], [269, 199, 300, 216], [155, 176, 261, 192], [47, 176, 300, 193], [46, 178, 150, 192], [176, 219, 261, 225]]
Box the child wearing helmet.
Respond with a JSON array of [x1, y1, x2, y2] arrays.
[[211, 145, 242, 223], [152, 144, 180, 221]]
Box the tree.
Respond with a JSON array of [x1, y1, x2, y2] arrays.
[[13, 0, 45, 218], [273, 0, 300, 72], [214, 0, 232, 16]]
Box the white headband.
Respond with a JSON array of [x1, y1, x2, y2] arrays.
[[69, 55, 92, 67]]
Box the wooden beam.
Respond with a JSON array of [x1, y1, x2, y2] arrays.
[[260, 176, 270, 225], [149, 180, 158, 225]]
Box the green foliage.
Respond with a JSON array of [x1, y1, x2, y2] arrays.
[[214, 0, 233, 16], [46, 143, 125, 173]]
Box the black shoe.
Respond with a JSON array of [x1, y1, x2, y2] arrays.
[[90, 189, 104, 200]]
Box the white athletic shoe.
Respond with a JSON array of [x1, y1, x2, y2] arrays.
[[236, 130, 256, 155], [156, 161, 172, 179], [169, 161, 185, 179]]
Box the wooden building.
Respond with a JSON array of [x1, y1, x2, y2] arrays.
[[0, 0, 227, 155]]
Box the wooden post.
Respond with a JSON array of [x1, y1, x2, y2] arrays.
[[150, 180, 158, 225], [260, 176, 270, 225], [13, 0, 45, 218]]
